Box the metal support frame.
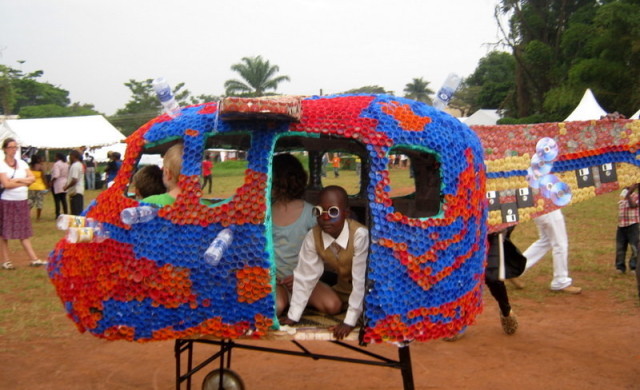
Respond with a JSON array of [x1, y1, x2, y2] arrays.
[[175, 338, 415, 390]]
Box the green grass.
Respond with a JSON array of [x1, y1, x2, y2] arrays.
[[0, 177, 637, 340]]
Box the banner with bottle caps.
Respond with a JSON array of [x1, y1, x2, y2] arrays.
[[473, 119, 640, 233], [46, 94, 639, 345]]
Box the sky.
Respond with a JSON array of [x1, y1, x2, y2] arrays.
[[0, 0, 508, 116]]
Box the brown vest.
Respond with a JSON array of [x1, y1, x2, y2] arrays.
[[312, 219, 366, 299]]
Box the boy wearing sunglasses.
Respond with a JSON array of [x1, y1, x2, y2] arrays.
[[281, 185, 369, 340]]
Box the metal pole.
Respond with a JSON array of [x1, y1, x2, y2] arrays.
[[398, 345, 415, 390]]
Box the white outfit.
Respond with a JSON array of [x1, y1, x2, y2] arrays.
[[68, 161, 85, 195], [0, 159, 29, 201], [523, 209, 573, 290], [287, 223, 369, 326]]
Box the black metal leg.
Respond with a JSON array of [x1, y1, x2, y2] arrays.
[[176, 338, 414, 389], [175, 340, 181, 390], [398, 345, 415, 390], [218, 341, 226, 390], [186, 341, 193, 390]]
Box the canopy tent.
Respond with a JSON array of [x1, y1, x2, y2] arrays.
[[460, 109, 501, 126], [631, 109, 640, 120], [0, 115, 124, 149], [91, 142, 163, 166], [564, 89, 607, 121]]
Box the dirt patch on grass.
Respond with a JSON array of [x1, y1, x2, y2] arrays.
[[1, 269, 638, 390]]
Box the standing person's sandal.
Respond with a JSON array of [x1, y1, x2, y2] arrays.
[[500, 310, 518, 335], [2, 261, 16, 270], [29, 259, 47, 267]]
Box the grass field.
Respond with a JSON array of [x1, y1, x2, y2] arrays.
[[0, 167, 637, 341]]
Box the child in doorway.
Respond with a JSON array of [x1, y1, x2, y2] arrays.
[[143, 143, 183, 206], [281, 185, 369, 340], [132, 165, 165, 200]]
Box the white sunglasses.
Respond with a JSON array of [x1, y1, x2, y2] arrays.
[[312, 205, 341, 218]]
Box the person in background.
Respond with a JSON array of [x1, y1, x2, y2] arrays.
[[50, 152, 68, 218], [445, 228, 524, 341], [615, 184, 639, 274], [485, 229, 522, 334], [354, 155, 361, 177], [201, 153, 213, 194], [84, 151, 96, 190], [321, 153, 328, 178], [143, 143, 183, 206], [281, 186, 369, 340], [0, 138, 45, 270], [332, 154, 341, 178], [271, 153, 317, 316], [132, 165, 165, 200], [509, 209, 582, 294], [105, 151, 122, 186], [64, 150, 84, 216], [28, 155, 48, 221]]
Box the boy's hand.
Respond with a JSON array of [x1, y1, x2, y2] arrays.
[[329, 322, 354, 340], [279, 275, 294, 291]]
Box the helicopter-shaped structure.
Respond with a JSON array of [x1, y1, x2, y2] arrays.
[[48, 94, 640, 345]]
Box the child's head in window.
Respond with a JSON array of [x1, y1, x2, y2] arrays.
[[162, 143, 183, 190], [132, 165, 165, 199], [271, 153, 307, 204]]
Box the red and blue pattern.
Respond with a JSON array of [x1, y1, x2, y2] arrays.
[[59, 94, 640, 343]]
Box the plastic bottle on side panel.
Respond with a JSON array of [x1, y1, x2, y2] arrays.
[[56, 215, 95, 230], [152, 77, 181, 118], [204, 228, 234, 266], [432, 73, 461, 111], [65, 225, 109, 244], [120, 206, 158, 225]]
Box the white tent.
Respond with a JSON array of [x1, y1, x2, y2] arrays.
[[0, 115, 124, 149], [564, 89, 607, 121], [91, 142, 163, 166], [461, 109, 502, 126], [631, 109, 640, 120]]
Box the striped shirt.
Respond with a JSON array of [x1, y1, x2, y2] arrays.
[[618, 189, 640, 227]]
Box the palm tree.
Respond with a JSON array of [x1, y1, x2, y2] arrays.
[[403, 77, 434, 104], [224, 56, 290, 97]]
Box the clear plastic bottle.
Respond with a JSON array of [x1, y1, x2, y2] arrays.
[[432, 73, 462, 111], [120, 206, 158, 225], [152, 77, 181, 118], [65, 225, 109, 244], [56, 215, 95, 230], [204, 228, 234, 266]]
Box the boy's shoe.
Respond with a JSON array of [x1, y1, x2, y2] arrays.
[[508, 277, 525, 289], [29, 259, 48, 267], [2, 261, 15, 270], [553, 285, 582, 294], [500, 310, 518, 335]]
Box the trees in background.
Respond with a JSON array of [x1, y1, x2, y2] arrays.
[[340, 85, 391, 94], [454, 51, 516, 117], [496, 0, 640, 122], [110, 78, 202, 135], [403, 78, 434, 104], [224, 56, 290, 97], [0, 63, 99, 118]]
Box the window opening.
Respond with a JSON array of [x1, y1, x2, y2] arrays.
[[388, 147, 441, 218]]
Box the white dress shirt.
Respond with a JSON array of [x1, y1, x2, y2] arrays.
[[287, 221, 369, 326]]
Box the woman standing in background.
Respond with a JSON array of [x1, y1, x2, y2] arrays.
[[0, 138, 45, 270], [28, 155, 48, 221], [50, 153, 68, 218]]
